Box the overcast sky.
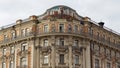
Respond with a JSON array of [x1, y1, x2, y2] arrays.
[[0, 0, 120, 33]]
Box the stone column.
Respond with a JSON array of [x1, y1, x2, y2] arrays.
[[37, 47, 40, 68], [85, 41, 91, 68], [82, 48, 86, 68], [69, 45, 72, 68], [51, 44, 55, 68]]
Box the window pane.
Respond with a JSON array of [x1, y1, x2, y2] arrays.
[[3, 48, 6, 55], [74, 55, 79, 64], [44, 55, 48, 64], [10, 61, 14, 68], [59, 24, 64, 32], [21, 43, 27, 51], [26, 28, 30, 36], [21, 29, 25, 36], [107, 62, 111, 68], [74, 40, 78, 46], [2, 62, 6, 68], [95, 59, 99, 68], [59, 38, 64, 46], [12, 32, 16, 39], [44, 25, 48, 32], [10, 46, 14, 54], [74, 25, 78, 32], [21, 57, 27, 67], [44, 39, 48, 46], [60, 54, 64, 64]]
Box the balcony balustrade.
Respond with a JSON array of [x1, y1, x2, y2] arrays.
[[18, 50, 30, 56], [56, 45, 68, 52], [0, 30, 119, 50], [17, 65, 28, 68], [41, 46, 51, 53], [0, 32, 33, 45]]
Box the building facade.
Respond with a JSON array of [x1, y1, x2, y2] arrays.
[[0, 5, 120, 68]]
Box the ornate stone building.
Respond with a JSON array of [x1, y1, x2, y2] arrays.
[[0, 5, 120, 68]]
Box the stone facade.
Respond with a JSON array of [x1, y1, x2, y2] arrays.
[[0, 5, 120, 68]]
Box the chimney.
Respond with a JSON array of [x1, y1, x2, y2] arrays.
[[98, 22, 104, 27]]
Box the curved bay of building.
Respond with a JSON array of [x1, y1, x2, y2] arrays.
[[0, 5, 120, 68]]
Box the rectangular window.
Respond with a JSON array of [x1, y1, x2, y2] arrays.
[[21, 29, 25, 36], [44, 25, 48, 33], [59, 54, 64, 64], [10, 46, 14, 54], [95, 59, 99, 68], [74, 55, 79, 64], [4, 35, 7, 41], [59, 38, 64, 46], [59, 24, 64, 32], [44, 55, 48, 64], [10, 61, 14, 68], [12, 32, 16, 39], [21, 57, 27, 68], [44, 39, 48, 46], [74, 25, 78, 33], [2, 62, 6, 68], [74, 40, 78, 46], [25, 28, 30, 36], [3, 48, 6, 55], [21, 43, 27, 51], [107, 62, 111, 68]]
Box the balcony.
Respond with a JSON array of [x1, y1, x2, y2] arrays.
[[41, 46, 51, 53], [0, 32, 34, 45], [17, 65, 28, 68], [56, 45, 68, 52], [18, 50, 30, 57], [72, 46, 82, 54]]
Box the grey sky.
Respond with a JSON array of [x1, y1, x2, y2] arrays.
[[0, 0, 120, 33]]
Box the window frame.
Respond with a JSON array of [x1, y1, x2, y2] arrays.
[[43, 55, 49, 64], [59, 54, 64, 64]]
